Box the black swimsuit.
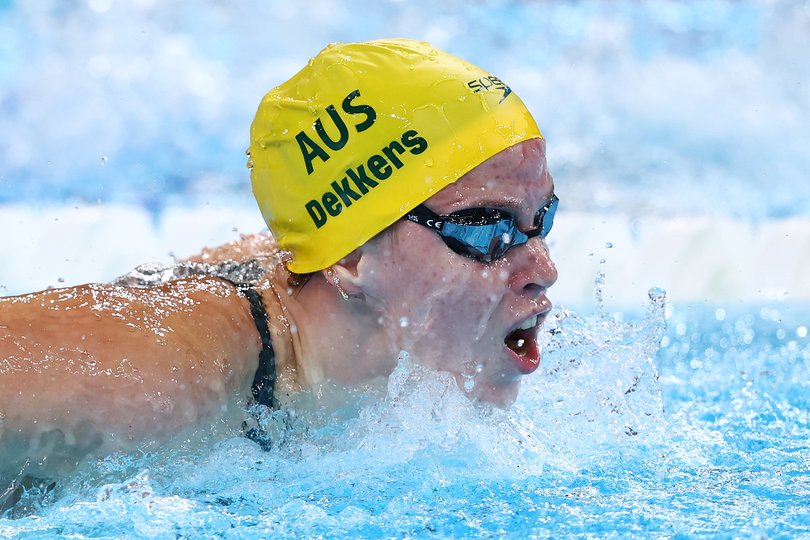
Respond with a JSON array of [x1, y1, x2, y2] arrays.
[[232, 285, 276, 409], [220, 281, 277, 451]]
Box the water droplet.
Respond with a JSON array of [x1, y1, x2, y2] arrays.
[[797, 326, 808, 338], [100, 156, 108, 165], [399, 317, 409, 328], [463, 378, 475, 392], [648, 287, 666, 303], [605, 242, 613, 248], [594, 269, 607, 310]]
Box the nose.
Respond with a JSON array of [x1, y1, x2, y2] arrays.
[[507, 237, 557, 296]]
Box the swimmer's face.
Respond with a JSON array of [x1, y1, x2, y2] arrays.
[[360, 138, 557, 406]]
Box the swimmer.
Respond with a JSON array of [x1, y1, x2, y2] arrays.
[[0, 39, 557, 483]]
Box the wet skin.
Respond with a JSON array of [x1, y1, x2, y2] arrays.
[[351, 138, 558, 406], [0, 277, 261, 478], [0, 139, 556, 481]]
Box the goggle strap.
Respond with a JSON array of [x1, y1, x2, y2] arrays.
[[523, 228, 541, 240], [405, 205, 444, 231]]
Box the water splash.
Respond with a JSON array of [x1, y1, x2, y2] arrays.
[[7, 297, 809, 537], [516, 292, 668, 466], [594, 258, 607, 314]]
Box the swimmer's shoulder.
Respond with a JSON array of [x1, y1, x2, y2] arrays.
[[186, 231, 279, 266]]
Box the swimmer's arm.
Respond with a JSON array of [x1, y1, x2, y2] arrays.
[[0, 277, 260, 478]]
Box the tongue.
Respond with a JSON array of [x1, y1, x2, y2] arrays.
[[505, 328, 532, 356], [505, 327, 541, 373]]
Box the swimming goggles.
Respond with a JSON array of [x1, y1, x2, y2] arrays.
[[404, 194, 558, 263]]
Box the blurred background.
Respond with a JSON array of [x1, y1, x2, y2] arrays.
[[1, 0, 809, 308]]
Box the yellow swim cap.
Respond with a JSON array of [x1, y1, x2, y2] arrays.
[[249, 38, 542, 273]]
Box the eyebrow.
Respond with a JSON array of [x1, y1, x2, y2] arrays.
[[469, 184, 556, 213]]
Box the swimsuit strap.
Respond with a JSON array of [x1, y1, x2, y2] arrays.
[[200, 274, 275, 409], [236, 286, 276, 408], [214, 278, 277, 451]]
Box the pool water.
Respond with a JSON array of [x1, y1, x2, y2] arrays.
[[2, 1, 809, 537], [2, 295, 807, 537]]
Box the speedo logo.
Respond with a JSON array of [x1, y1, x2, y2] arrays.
[[467, 75, 512, 103]]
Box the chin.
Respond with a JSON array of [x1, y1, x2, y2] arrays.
[[466, 377, 521, 408]]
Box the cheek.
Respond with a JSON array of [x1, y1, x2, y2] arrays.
[[446, 265, 510, 341], [437, 262, 508, 308], [372, 226, 511, 330], [399, 255, 510, 335]]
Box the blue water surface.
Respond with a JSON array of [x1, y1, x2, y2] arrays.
[[1, 0, 809, 218], [1, 298, 807, 538], [1, 1, 809, 537]]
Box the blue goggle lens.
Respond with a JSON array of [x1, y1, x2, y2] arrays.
[[405, 194, 558, 263]]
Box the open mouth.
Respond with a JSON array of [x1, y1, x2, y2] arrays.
[[504, 315, 541, 374]]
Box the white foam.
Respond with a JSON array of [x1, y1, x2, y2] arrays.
[[2, 204, 807, 306], [551, 211, 810, 306], [0, 204, 265, 296], [2, 2, 809, 220]]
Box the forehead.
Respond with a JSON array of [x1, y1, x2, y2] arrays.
[[426, 139, 552, 216]]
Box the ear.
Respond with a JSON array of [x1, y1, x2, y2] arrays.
[[321, 248, 365, 297]]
